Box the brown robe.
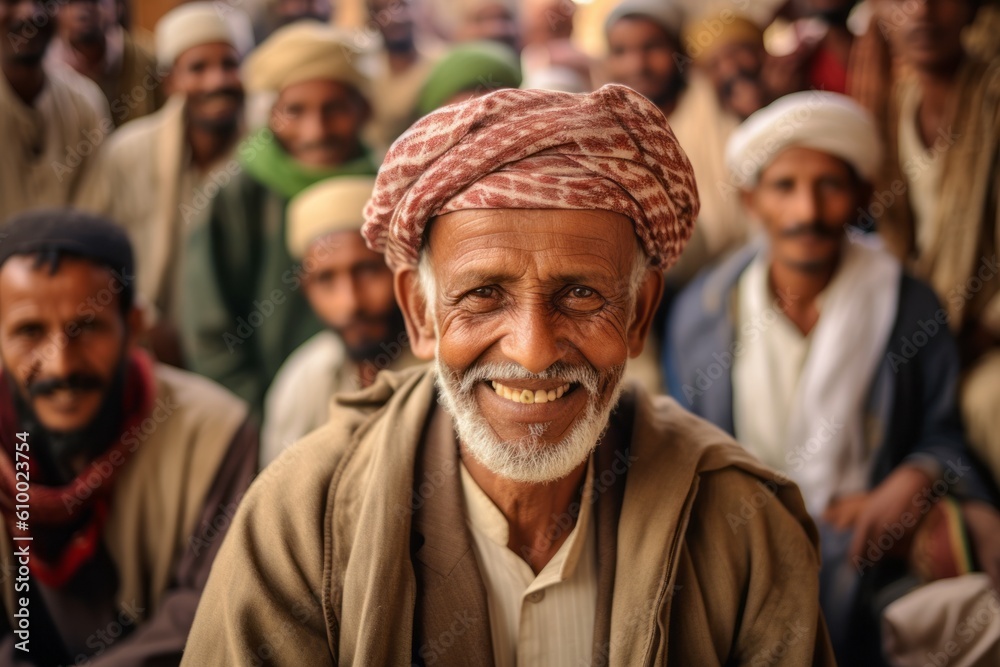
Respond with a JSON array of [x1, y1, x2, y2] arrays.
[[183, 366, 835, 665]]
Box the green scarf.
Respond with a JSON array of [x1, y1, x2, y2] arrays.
[[240, 129, 378, 200]]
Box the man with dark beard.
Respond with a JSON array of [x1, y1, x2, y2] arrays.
[[260, 176, 417, 465], [665, 91, 1000, 665], [0, 210, 257, 665], [48, 0, 162, 127], [180, 21, 377, 414], [184, 85, 834, 665], [98, 3, 244, 367], [0, 0, 110, 222]]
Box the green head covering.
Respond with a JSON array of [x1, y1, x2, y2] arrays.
[[416, 41, 522, 117]]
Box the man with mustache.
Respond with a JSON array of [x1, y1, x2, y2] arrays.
[[665, 91, 1000, 665], [604, 0, 750, 286], [864, 0, 1000, 526], [0, 210, 257, 664], [184, 85, 834, 665], [0, 0, 110, 223], [180, 21, 376, 414], [260, 176, 417, 465], [97, 3, 244, 368], [47, 0, 163, 127]]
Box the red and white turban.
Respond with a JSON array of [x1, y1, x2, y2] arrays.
[[362, 84, 699, 271]]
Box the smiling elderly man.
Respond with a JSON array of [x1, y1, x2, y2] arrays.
[[183, 84, 835, 665]]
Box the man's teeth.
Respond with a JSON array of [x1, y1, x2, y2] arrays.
[[490, 381, 571, 404]]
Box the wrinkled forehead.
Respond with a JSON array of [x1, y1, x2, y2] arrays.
[[0, 255, 119, 321], [423, 208, 640, 281]]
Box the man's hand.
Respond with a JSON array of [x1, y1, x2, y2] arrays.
[[962, 500, 1000, 592], [822, 493, 870, 531], [843, 465, 934, 561]]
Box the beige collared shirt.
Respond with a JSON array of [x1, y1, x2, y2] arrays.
[[459, 457, 597, 667]]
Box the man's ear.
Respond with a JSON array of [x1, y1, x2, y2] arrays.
[[394, 267, 437, 360], [627, 268, 665, 358]]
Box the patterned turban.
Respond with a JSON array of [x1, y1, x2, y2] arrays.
[[362, 84, 699, 271]]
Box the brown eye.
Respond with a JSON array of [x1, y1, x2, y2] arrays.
[[470, 287, 496, 299]]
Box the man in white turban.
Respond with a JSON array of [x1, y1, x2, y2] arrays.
[[665, 90, 1000, 665], [97, 2, 244, 367], [184, 84, 834, 666]]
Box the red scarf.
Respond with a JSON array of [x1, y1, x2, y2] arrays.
[[0, 349, 156, 587]]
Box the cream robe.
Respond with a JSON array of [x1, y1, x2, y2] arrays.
[[100, 95, 241, 321], [0, 64, 110, 223], [260, 330, 421, 465]]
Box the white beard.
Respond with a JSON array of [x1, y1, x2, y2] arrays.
[[435, 357, 627, 484]]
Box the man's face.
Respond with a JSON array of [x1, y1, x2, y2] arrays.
[[368, 0, 415, 53], [274, 0, 332, 26], [408, 209, 659, 483], [0, 256, 133, 434], [874, 0, 975, 73], [457, 3, 519, 51], [302, 231, 400, 361], [169, 42, 244, 133], [746, 147, 862, 273], [0, 0, 55, 64], [271, 80, 369, 168], [57, 0, 115, 46], [606, 17, 683, 109], [703, 41, 766, 120]]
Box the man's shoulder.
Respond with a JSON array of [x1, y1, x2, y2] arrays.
[[629, 388, 816, 538], [633, 389, 769, 476], [257, 366, 434, 495], [104, 99, 177, 154], [153, 362, 249, 435], [44, 63, 110, 121]]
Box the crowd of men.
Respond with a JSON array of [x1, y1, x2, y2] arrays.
[[0, 0, 998, 664]]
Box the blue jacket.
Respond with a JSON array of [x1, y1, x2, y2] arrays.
[[663, 244, 997, 504]]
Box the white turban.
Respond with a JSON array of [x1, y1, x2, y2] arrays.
[[287, 177, 376, 259], [155, 2, 240, 68], [725, 91, 882, 188], [605, 0, 684, 40]]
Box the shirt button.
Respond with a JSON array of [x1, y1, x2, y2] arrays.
[[527, 590, 545, 603]]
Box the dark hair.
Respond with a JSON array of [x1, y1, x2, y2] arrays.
[[0, 208, 136, 316]]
